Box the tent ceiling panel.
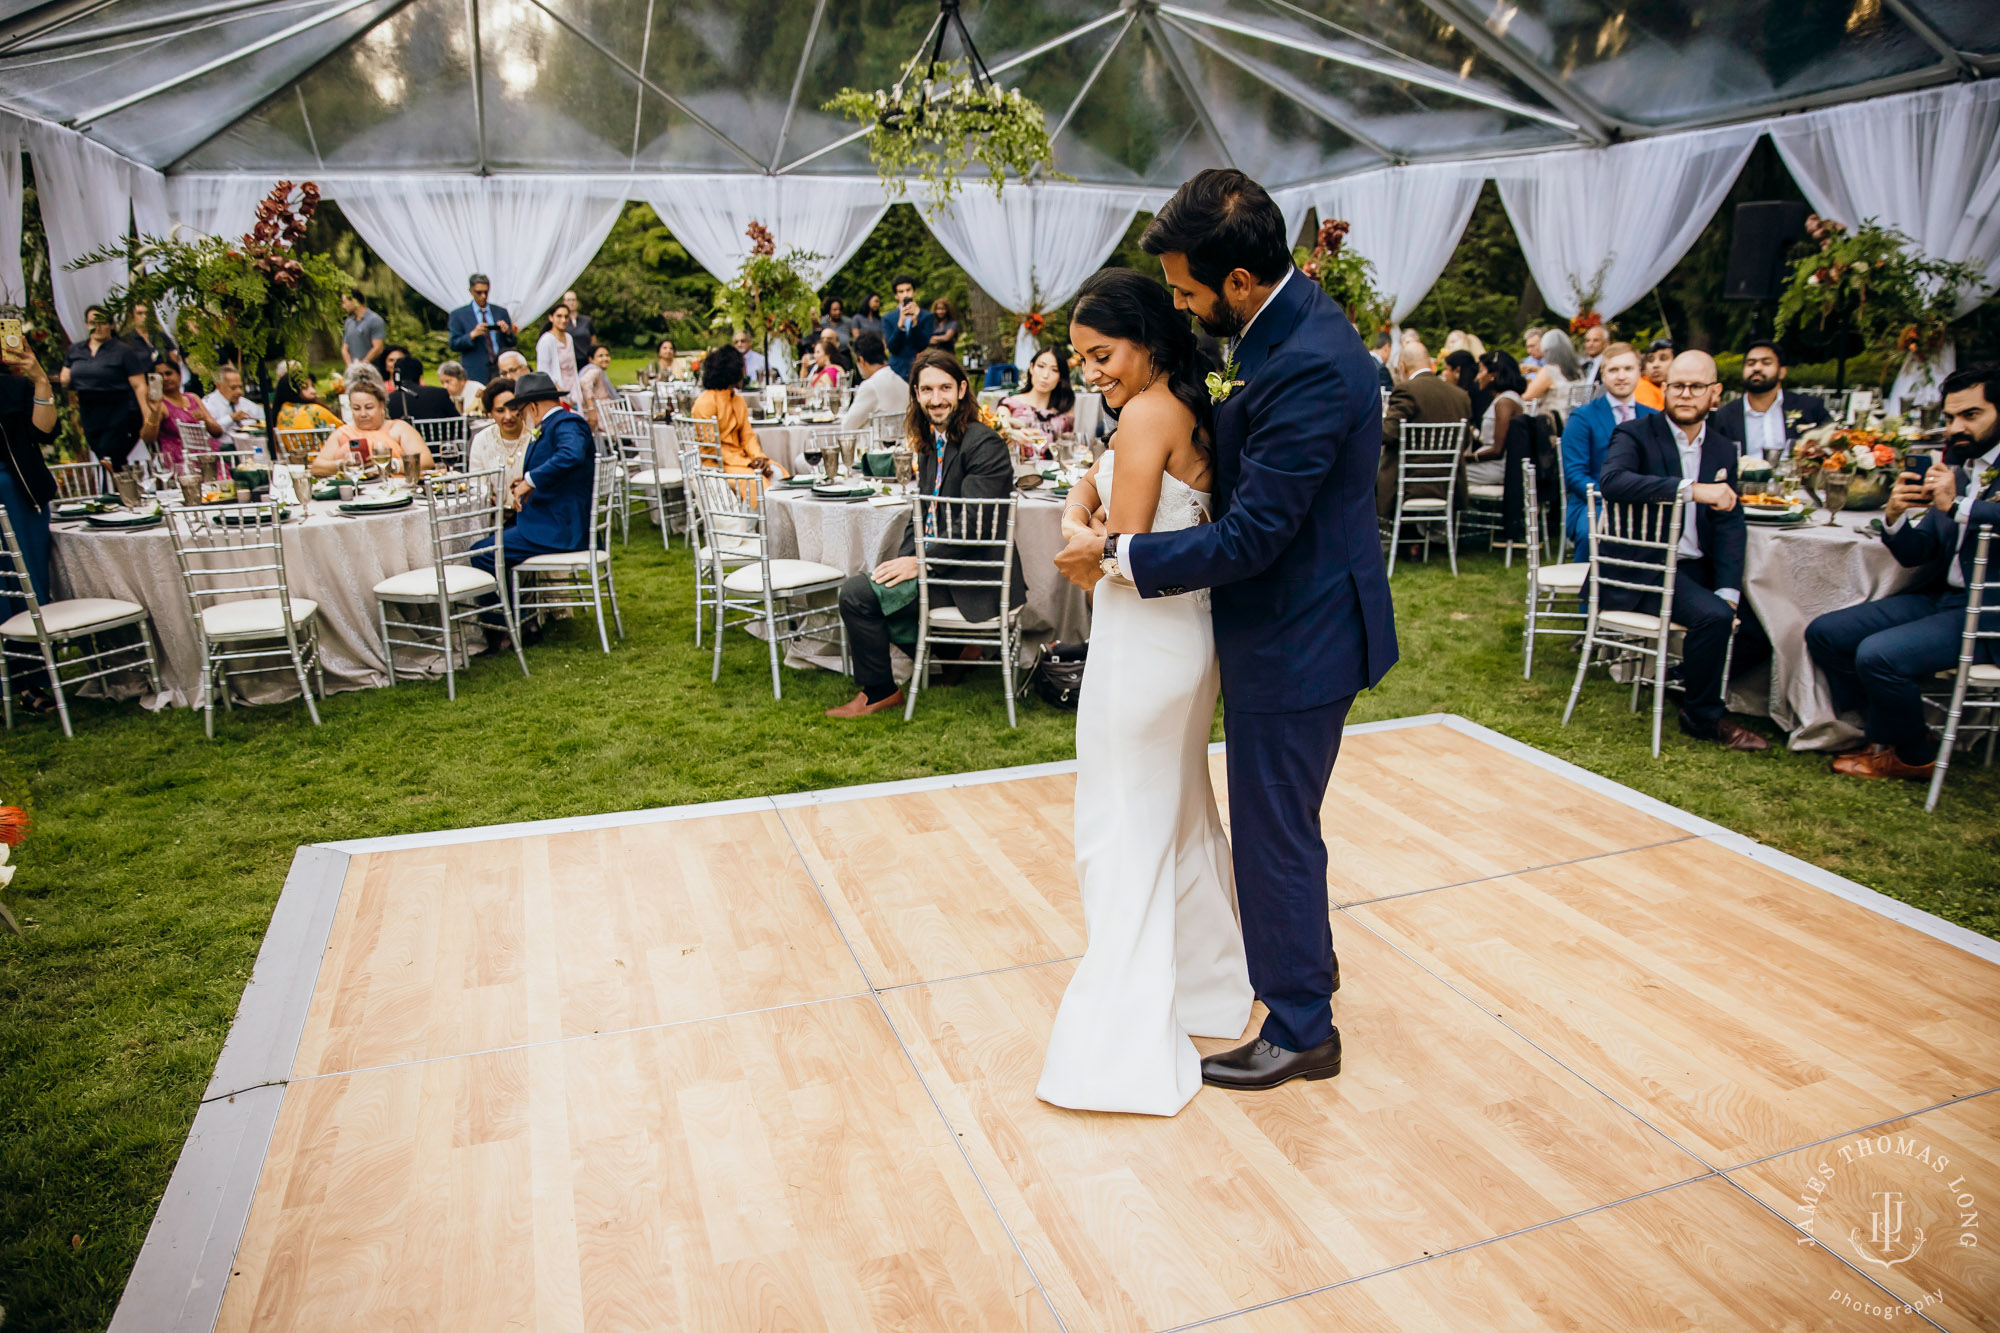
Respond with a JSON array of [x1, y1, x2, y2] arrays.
[[621, 0, 818, 170], [1901, 0, 1998, 55], [1053, 20, 1245, 187], [476, 0, 641, 169]]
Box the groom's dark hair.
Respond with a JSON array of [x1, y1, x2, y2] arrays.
[[1141, 169, 1291, 295]]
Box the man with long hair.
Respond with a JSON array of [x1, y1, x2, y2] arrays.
[[826, 349, 1022, 718]]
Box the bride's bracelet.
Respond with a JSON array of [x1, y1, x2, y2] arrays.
[[1063, 502, 1093, 520]]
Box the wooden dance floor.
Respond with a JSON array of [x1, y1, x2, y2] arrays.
[[116, 716, 2000, 1333]]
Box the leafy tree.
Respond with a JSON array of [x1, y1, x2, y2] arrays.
[[1398, 182, 1538, 355], [568, 203, 717, 352]]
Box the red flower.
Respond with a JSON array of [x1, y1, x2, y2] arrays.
[[1022, 311, 1045, 335], [0, 807, 30, 846], [745, 220, 776, 257]]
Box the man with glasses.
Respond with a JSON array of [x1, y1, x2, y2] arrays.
[[1598, 350, 1770, 751], [447, 273, 516, 385]]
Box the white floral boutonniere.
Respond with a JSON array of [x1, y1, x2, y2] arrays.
[[1206, 357, 1244, 405]]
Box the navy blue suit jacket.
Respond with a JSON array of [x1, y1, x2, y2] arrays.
[[1883, 461, 2000, 594], [1126, 271, 1398, 712], [1597, 413, 1746, 613], [516, 407, 594, 553], [447, 302, 515, 384], [1711, 389, 1831, 454], [883, 310, 935, 380], [1561, 396, 1657, 550]]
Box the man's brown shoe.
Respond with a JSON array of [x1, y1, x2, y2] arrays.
[[825, 690, 904, 719], [1832, 748, 1934, 780], [1682, 712, 1771, 751]]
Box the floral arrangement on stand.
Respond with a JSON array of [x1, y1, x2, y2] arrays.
[[70, 180, 346, 457], [1776, 216, 1986, 388], [710, 222, 823, 385], [0, 802, 31, 937], [1294, 219, 1388, 335], [1569, 310, 1605, 337]]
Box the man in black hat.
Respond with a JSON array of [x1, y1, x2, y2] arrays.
[[470, 370, 595, 591]]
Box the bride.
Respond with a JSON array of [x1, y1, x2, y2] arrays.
[[1035, 269, 1254, 1117]]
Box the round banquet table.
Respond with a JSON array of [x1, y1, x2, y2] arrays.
[[50, 499, 473, 709], [649, 421, 825, 478], [759, 485, 1090, 670], [1729, 508, 1926, 750]]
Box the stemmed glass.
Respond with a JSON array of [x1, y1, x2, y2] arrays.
[[1821, 465, 1851, 526]]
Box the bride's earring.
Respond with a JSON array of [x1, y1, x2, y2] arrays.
[[1140, 361, 1161, 394]]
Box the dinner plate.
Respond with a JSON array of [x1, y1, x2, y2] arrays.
[[55, 498, 118, 518], [210, 507, 293, 526], [1743, 500, 1806, 522], [84, 511, 163, 530], [339, 494, 415, 513]]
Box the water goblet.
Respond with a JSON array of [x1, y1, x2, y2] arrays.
[[1822, 468, 1851, 526]]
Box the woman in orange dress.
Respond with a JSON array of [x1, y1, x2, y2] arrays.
[[689, 343, 785, 479]]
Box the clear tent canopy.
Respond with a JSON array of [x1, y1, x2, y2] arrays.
[[0, 0, 1991, 187]]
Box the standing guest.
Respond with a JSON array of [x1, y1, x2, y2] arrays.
[[340, 291, 387, 373], [468, 371, 594, 632], [439, 361, 484, 416], [201, 366, 265, 443], [1466, 349, 1528, 489], [1577, 323, 1610, 385], [1598, 350, 1766, 751], [839, 330, 910, 435], [928, 297, 961, 350], [387, 355, 459, 422], [1522, 327, 1546, 370], [1711, 339, 1830, 459], [1369, 332, 1395, 391], [574, 343, 617, 430], [1806, 363, 2000, 782], [536, 305, 580, 398], [496, 349, 530, 383], [691, 343, 783, 479], [1379, 341, 1469, 520], [1523, 328, 1579, 410], [60, 304, 149, 468], [0, 343, 59, 716], [819, 297, 853, 348], [1000, 346, 1077, 436], [446, 273, 515, 384], [1560, 342, 1655, 554], [310, 381, 434, 477], [468, 377, 532, 506], [562, 290, 593, 345], [124, 300, 189, 389], [826, 349, 1019, 719], [271, 372, 342, 434], [852, 293, 886, 343], [884, 275, 935, 380], [730, 328, 767, 385], [1636, 336, 1672, 410], [140, 359, 225, 468], [651, 337, 679, 380]]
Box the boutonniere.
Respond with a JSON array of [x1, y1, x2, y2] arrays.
[[1206, 357, 1243, 405], [1981, 466, 1998, 492]]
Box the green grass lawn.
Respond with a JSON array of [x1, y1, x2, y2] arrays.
[[2, 536, 1995, 1331]]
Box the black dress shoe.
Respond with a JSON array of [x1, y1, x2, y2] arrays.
[[1201, 1031, 1341, 1090]]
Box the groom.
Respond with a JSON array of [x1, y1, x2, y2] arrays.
[[1057, 169, 1397, 1089]]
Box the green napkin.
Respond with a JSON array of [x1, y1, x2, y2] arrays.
[[873, 577, 919, 646], [861, 451, 895, 478]]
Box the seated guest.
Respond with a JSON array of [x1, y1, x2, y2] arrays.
[[468, 371, 594, 635], [535, 306, 580, 398], [382, 344, 409, 386], [1378, 341, 1469, 519], [651, 337, 679, 381], [1466, 350, 1527, 489], [496, 349, 531, 382], [827, 349, 1021, 719], [730, 329, 766, 385], [1806, 363, 2000, 781], [574, 343, 618, 430], [387, 355, 459, 422], [271, 371, 342, 434], [140, 358, 225, 468], [60, 304, 148, 468], [201, 366, 265, 443], [1712, 339, 1830, 459], [691, 343, 783, 479], [1441, 329, 1485, 360], [804, 340, 844, 391], [824, 329, 855, 377], [1561, 342, 1655, 554], [468, 377, 531, 509], [1521, 327, 1546, 370], [839, 330, 911, 436], [1599, 350, 1767, 751], [439, 360, 484, 416], [1523, 329, 1579, 410], [1442, 349, 1487, 427], [1635, 336, 1672, 410], [1576, 322, 1609, 386], [1000, 346, 1077, 437], [311, 381, 435, 476]]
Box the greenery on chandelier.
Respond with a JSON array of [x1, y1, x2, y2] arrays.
[[826, 59, 1062, 212], [1776, 214, 1986, 372], [710, 221, 824, 355]]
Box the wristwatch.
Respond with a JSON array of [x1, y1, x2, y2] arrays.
[[1099, 535, 1120, 579]]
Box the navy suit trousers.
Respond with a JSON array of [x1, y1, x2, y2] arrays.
[[1805, 590, 1967, 763], [1222, 693, 1355, 1053]]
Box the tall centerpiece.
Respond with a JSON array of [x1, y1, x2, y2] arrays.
[[825, 0, 1060, 212], [1294, 218, 1388, 335], [710, 222, 822, 389]]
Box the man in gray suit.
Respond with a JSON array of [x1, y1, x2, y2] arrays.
[[1377, 341, 1470, 519]]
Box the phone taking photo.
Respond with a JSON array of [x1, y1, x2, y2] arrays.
[[1904, 451, 1932, 479], [0, 318, 23, 355]]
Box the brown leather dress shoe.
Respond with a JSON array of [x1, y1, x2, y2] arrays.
[[1200, 1032, 1341, 1090], [1681, 712, 1771, 751], [1832, 747, 1935, 780], [825, 690, 904, 719]]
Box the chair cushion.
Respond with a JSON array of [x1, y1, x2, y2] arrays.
[[722, 559, 845, 594], [1598, 609, 1685, 635], [372, 564, 495, 599], [200, 597, 318, 638], [929, 603, 1022, 629], [628, 467, 682, 488], [1536, 562, 1589, 592], [518, 549, 599, 570], [1466, 483, 1506, 499], [1400, 497, 1449, 510], [0, 596, 143, 639], [1969, 663, 2000, 685]]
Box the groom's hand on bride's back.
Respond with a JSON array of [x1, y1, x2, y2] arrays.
[[1055, 528, 1107, 591]]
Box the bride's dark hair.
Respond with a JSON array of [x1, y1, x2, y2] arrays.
[[1070, 268, 1214, 464]]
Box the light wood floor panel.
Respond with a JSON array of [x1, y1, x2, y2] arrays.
[[1205, 1176, 1917, 1331], [783, 776, 1083, 988], [221, 996, 1057, 1332], [1730, 1092, 2000, 1331], [292, 812, 866, 1078], [1355, 838, 2000, 1167], [881, 923, 1704, 1333], [1229, 724, 1689, 904]]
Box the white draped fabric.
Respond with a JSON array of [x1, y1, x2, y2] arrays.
[[0, 115, 23, 309], [923, 184, 1158, 368], [1768, 81, 2000, 407], [23, 120, 161, 338], [328, 176, 628, 322], [1307, 163, 1485, 323], [1493, 125, 1763, 320], [165, 176, 279, 240], [637, 177, 889, 289]]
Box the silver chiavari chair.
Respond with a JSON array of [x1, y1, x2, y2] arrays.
[[274, 424, 334, 466], [510, 454, 622, 653], [1385, 421, 1464, 577], [409, 416, 469, 471], [1520, 461, 1589, 678], [372, 468, 528, 700], [0, 509, 162, 736], [1927, 526, 1999, 812], [904, 493, 1024, 727], [51, 460, 111, 500]]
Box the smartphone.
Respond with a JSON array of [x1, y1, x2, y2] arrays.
[[0, 317, 22, 355], [1903, 451, 1932, 478], [147, 371, 164, 402]]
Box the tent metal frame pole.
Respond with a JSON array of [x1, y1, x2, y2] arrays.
[[1877, 0, 1974, 76], [777, 7, 1129, 175], [628, 0, 656, 168], [1405, 0, 1616, 142], [0, 0, 121, 53], [1155, 2, 1582, 136], [4, 0, 304, 55], [770, 0, 829, 171], [1049, 11, 1135, 147], [1158, 11, 1398, 165], [68, 0, 396, 127], [523, 0, 765, 172], [296, 84, 324, 169], [1139, 9, 1235, 168], [466, 0, 487, 176]]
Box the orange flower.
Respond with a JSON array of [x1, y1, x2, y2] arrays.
[[1873, 444, 1897, 466], [0, 807, 28, 846]]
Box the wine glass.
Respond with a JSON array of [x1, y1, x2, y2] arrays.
[[1822, 467, 1851, 526], [801, 442, 823, 482]]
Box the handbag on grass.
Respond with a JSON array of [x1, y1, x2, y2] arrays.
[[1027, 640, 1088, 708]]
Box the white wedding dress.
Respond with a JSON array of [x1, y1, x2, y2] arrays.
[[1036, 450, 1255, 1117]]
